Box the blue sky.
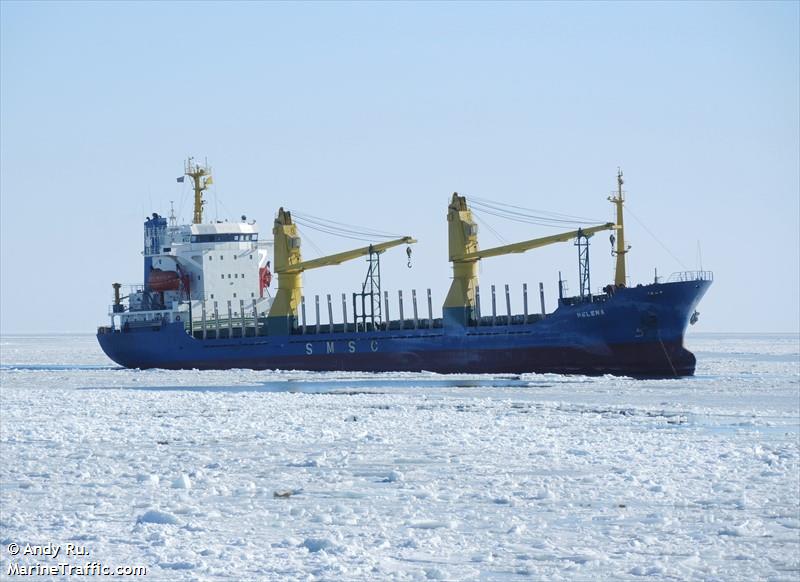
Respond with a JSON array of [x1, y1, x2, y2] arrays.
[[1, 1, 798, 333]]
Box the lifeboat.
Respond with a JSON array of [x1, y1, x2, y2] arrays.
[[148, 269, 181, 292]]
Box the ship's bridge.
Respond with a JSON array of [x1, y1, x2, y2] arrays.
[[189, 222, 259, 243]]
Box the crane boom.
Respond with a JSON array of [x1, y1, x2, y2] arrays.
[[282, 237, 417, 274], [456, 223, 616, 262]]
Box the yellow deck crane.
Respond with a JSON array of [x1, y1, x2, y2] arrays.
[[267, 207, 417, 334], [442, 193, 618, 326]]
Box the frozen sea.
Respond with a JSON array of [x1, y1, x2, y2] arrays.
[[0, 333, 798, 581]]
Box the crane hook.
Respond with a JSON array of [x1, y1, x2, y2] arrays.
[[406, 246, 413, 269]]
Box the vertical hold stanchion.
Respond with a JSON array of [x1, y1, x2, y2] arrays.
[[315, 295, 321, 334], [523, 283, 529, 324], [427, 288, 433, 329], [341, 293, 348, 333], [475, 285, 482, 326], [227, 300, 233, 337], [252, 299, 259, 336], [491, 285, 497, 326], [201, 300, 207, 339], [539, 282, 546, 317], [505, 284, 511, 325], [384, 291, 390, 330], [240, 299, 246, 336], [412, 289, 419, 329], [213, 301, 220, 339], [301, 295, 307, 334], [327, 294, 334, 333], [398, 290, 405, 330]]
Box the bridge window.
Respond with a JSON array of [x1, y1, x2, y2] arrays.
[[192, 233, 259, 243]]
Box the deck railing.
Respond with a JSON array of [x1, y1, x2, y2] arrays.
[[667, 270, 714, 283]]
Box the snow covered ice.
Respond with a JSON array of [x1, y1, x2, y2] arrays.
[[1, 333, 798, 580]]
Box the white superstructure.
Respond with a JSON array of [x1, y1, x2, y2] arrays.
[[109, 159, 273, 333]]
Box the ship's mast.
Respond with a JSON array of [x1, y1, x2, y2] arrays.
[[609, 168, 630, 286], [184, 157, 213, 224]]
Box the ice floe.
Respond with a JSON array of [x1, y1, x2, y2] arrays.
[[0, 332, 797, 579]]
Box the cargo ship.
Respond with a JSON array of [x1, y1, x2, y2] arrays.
[[97, 159, 712, 377]]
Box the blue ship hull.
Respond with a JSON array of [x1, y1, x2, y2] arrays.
[[97, 279, 710, 378]]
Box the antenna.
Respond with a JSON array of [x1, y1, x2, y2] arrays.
[[697, 240, 703, 271], [169, 200, 177, 227]]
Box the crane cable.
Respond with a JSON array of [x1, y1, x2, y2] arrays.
[[469, 196, 605, 228], [472, 212, 508, 245], [295, 226, 326, 257], [292, 211, 403, 243], [624, 204, 689, 270]]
